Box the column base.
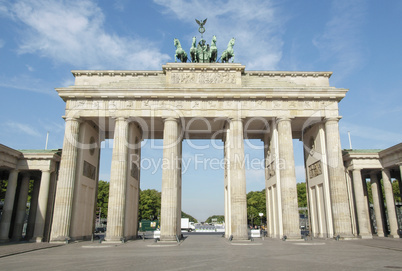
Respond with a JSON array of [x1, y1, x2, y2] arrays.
[[358, 234, 373, 239], [0, 238, 9, 243], [375, 233, 385, 237], [160, 235, 179, 242], [387, 234, 401, 239], [31, 237, 43, 243], [50, 236, 71, 243], [103, 236, 125, 244]]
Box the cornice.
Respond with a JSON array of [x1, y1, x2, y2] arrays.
[[245, 71, 332, 78]]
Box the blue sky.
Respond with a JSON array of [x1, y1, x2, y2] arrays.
[[0, 0, 401, 221]]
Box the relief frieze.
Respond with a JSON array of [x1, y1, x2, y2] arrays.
[[170, 72, 237, 85]]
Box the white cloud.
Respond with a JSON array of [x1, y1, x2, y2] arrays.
[[340, 121, 402, 148], [154, 0, 284, 70], [2, 0, 170, 69], [0, 39, 4, 48], [312, 0, 367, 81], [0, 74, 57, 95], [6, 121, 42, 137], [26, 64, 34, 71]]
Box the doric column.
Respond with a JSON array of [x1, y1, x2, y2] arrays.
[[227, 118, 248, 240], [277, 117, 300, 239], [25, 178, 40, 240], [105, 117, 129, 242], [324, 117, 353, 237], [0, 169, 19, 242], [160, 117, 181, 241], [223, 128, 232, 238], [398, 164, 402, 202], [370, 172, 385, 237], [50, 117, 81, 242], [12, 173, 30, 240], [351, 169, 372, 238], [381, 169, 399, 238], [32, 170, 52, 242]]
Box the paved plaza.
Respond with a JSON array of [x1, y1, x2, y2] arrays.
[[0, 234, 401, 270]]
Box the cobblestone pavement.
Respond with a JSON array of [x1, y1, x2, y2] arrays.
[[0, 235, 401, 270], [0, 241, 63, 258]]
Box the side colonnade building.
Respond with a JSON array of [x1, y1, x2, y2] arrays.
[[343, 144, 402, 238], [0, 144, 60, 242]]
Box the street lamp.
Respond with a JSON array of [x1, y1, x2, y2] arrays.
[[259, 213, 263, 227]]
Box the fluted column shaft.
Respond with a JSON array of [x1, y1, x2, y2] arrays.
[[277, 118, 300, 239], [351, 169, 371, 238], [26, 178, 40, 240], [382, 169, 399, 238], [32, 170, 52, 242], [105, 117, 129, 242], [0, 170, 19, 241], [50, 117, 80, 242], [324, 117, 353, 237], [370, 173, 385, 237], [160, 118, 181, 241], [228, 118, 248, 240], [12, 173, 30, 240]]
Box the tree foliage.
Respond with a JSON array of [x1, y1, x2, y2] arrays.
[[205, 215, 224, 223], [297, 182, 307, 208], [182, 211, 198, 223], [247, 189, 266, 226], [139, 189, 161, 221], [97, 180, 109, 218]]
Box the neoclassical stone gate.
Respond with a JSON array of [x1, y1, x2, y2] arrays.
[[50, 63, 355, 242]]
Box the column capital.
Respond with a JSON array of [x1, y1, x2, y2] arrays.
[[113, 116, 128, 122], [163, 117, 180, 123], [65, 117, 81, 123], [276, 116, 293, 124], [381, 168, 391, 174], [324, 116, 342, 123], [228, 117, 244, 122]]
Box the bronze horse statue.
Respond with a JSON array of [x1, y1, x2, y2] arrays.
[[209, 35, 217, 63], [221, 38, 235, 63], [190, 37, 198, 63], [174, 38, 188, 63]]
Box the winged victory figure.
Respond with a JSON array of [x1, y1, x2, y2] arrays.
[[195, 18, 207, 28]]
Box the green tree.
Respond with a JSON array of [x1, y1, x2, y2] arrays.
[[205, 215, 224, 223], [139, 189, 161, 221], [97, 180, 109, 218], [182, 211, 198, 223], [297, 182, 307, 208], [247, 189, 266, 226], [392, 180, 401, 203]]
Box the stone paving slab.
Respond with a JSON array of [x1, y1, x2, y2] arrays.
[[0, 235, 401, 270], [0, 242, 63, 258]]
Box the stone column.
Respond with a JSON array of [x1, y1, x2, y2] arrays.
[[0, 170, 19, 242], [227, 118, 248, 240], [398, 164, 402, 203], [105, 117, 129, 242], [160, 118, 181, 241], [382, 169, 399, 238], [370, 173, 385, 237], [32, 170, 52, 242], [324, 117, 353, 238], [25, 178, 40, 240], [50, 117, 80, 242], [351, 169, 372, 238], [12, 173, 30, 240], [277, 117, 300, 239], [223, 128, 232, 238]]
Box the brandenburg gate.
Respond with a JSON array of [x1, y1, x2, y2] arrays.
[[49, 61, 356, 242]]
